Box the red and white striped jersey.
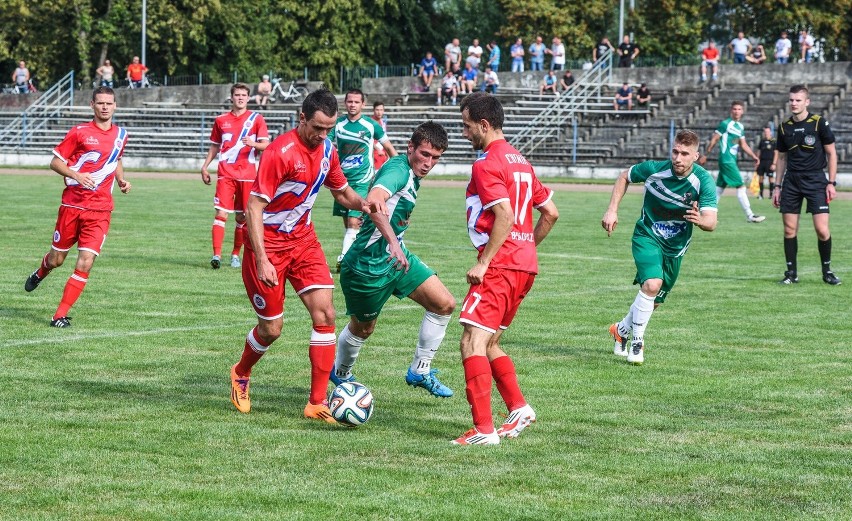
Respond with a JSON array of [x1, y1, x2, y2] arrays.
[[210, 110, 269, 181]]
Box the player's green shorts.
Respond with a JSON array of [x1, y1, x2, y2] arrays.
[[716, 161, 744, 188], [332, 180, 370, 218], [632, 233, 683, 303], [340, 250, 436, 322]]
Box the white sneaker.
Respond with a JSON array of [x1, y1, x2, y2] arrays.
[[609, 323, 628, 356], [451, 427, 500, 445], [627, 341, 644, 365], [497, 404, 536, 438], [230, 255, 241, 268], [748, 215, 766, 223]]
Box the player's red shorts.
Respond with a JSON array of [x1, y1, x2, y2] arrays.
[[459, 267, 536, 333], [214, 176, 253, 213], [242, 239, 334, 320], [51, 205, 112, 255]]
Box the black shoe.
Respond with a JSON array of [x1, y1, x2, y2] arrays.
[[25, 271, 42, 292], [211, 255, 221, 269], [779, 271, 799, 284], [50, 317, 72, 328], [823, 271, 842, 285]]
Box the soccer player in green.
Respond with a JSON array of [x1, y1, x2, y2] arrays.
[[702, 101, 765, 223], [602, 130, 718, 365], [331, 121, 455, 397], [329, 89, 397, 271]]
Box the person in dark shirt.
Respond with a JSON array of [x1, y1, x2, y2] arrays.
[[772, 85, 840, 285], [560, 70, 575, 91], [636, 83, 651, 108], [618, 35, 640, 67], [755, 126, 776, 199]]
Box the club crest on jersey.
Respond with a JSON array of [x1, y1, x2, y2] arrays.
[[320, 157, 330, 176], [652, 220, 688, 240], [294, 160, 307, 174], [53, 230, 60, 242], [804, 135, 816, 146], [85, 136, 100, 146], [253, 294, 267, 310], [340, 155, 364, 170], [681, 192, 695, 204]]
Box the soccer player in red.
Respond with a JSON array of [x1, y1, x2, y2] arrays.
[[229, 88, 386, 421], [453, 92, 559, 445], [201, 83, 269, 269], [24, 86, 131, 327]]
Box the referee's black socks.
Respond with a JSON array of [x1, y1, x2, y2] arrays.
[[818, 237, 832, 273], [784, 236, 798, 274]]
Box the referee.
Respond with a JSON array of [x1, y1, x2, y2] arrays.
[[773, 85, 841, 285]]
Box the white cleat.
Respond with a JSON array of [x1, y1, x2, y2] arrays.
[[497, 404, 537, 438], [451, 428, 500, 445], [747, 215, 766, 223], [627, 341, 645, 365], [230, 255, 241, 268]]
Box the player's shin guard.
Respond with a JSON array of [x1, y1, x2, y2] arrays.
[[212, 216, 227, 257], [235, 327, 270, 377], [818, 237, 832, 273], [463, 356, 495, 434], [53, 269, 88, 319], [491, 355, 526, 412], [784, 236, 798, 274], [630, 290, 656, 345], [36, 254, 53, 279], [335, 323, 365, 380], [411, 312, 451, 374], [232, 222, 245, 257], [309, 325, 336, 405]]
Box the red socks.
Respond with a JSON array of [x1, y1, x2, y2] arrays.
[[491, 355, 526, 412], [212, 217, 227, 256], [308, 325, 336, 405], [53, 269, 88, 319], [235, 327, 270, 377], [231, 222, 245, 257], [462, 355, 495, 434], [36, 254, 52, 279]]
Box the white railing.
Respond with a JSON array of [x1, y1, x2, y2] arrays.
[[0, 70, 75, 147]]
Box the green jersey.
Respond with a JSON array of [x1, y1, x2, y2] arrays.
[[715, 117, 744, 165], [628, 160, 718, 257], [343, 155, 419, 276], [328, 115, 387, 185]]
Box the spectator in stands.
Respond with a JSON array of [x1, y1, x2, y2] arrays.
[[510, 38, 525, 72], [420, 51, 438, 90], [539, 70, 558, 96], [466, 39, 483, 70], [12, 60, 30, 94], [460, 61, 478, 94], [729, 32, 752, 64], [445, 38, 462, 74], [701, 40, 720, 82], [96, 59, 115, 88], [559, 69, 575, 91], [481, 66, 499, 93], [255, 75, 272, 108], [618, 35, 640, 68], [486, 41, 501, 72], [636, 83, 651, 108], [372, 101, 389, 171], [799, 30, 815, 63], [126, 56, 149, 88], [529, 35, 546, 71], [613, 82, 633, 111], [747, 43, 767, 64], [437, 70, 459, 105], [546, 36, 566, 71], [775, 31, 792, 64], [593, 37, 615, 67]]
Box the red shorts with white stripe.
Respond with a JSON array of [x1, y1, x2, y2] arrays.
[[459, 267, 536, 333], [214, 177, 252, 213], [242, 239, 334, 320], [51, 205, 112, 255]]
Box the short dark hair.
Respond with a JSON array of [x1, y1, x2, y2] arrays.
[[410, 121, 448, 152], [731, 100, 744, 108], [301, 88, 338, 121], [460, 92, 504, 130], [373, 101, 384, 109], [790, 84, 809, 97], [231, 83, 250, 96], [675, 129, 700, 148], [345, 88, 365, 102], [92, 86, 115, 101]]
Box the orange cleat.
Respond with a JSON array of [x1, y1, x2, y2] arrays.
[[230, 364, 251, 413], [303, 400, 337, 424]]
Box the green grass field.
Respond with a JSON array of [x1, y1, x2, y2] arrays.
[[1, 173, 849, 520]]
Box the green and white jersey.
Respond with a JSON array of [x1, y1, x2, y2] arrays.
[[715, 117, 744, 165], [628, 160, 718, 257], [328, 115, 387, 185], [343, 155, 419, 276]]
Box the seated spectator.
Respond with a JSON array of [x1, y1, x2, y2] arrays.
[[636, 83, 651, 108], [539, 70, 558, 96], [437, 70, 459, 105], [729, 32, 751, 64], [613, 82, 633, 111], [12, 60, 30, 94], [481, 66, 499, 93], [466, 39, 483, 70], [560, 69, 575, 91], [746, 44, 767, 64], [799, 30, 815, 63], [96, 59, 115, 88], [126, 55, 149, 88], [419, 51, 438, 89], [459, 62, 478, 94], [701, 41, 719, 81], [255, 75, 272, 108]]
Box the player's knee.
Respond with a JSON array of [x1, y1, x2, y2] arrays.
[[351, 319, 375, 338], [642, 279, 663, 295], [436, 297, 456, 316], [256, 320, 282, 342]]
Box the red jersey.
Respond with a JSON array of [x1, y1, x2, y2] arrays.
[[250, 129, 348, 251], [210, 110, 269, 181], [465, 139, 553, 274], [702, 47, 719, 60], [53, 121, 129, 212], [127, 63, 147, 81]]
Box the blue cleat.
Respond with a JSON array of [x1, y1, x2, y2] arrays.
[[329, 366, 356, 386], [405, 368, 453, 398]]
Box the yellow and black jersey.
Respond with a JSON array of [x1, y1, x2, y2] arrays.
[[777, 113, 835, 173]]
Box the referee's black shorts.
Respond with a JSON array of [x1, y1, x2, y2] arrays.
[[756, 161, 775, 177], [779, 170, 830, 214]]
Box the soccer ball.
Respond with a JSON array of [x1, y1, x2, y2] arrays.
[[328, 382, 374, 427]]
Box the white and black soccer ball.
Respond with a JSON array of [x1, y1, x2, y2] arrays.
[[329, 382, 374, 427]]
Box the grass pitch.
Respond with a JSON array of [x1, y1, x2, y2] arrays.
[[1, 173, 849, 520]]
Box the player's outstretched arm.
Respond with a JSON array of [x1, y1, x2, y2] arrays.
[[738, 137, 760, 166], [467, 201, 512, 285], [366, 187, 409, 272], [115, 159, 131, 193], [332, 186, 388, 216], [602, 169, 629, 236], [382, 139, 398, 158], [245, 195, 278, 287], [533, 199, 559, 245]]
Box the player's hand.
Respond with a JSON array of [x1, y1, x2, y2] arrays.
[[697, 155, 707, 166], [201, 169, 211, 185], [74, 172, 95, 190], [241, 136, 256, 147], [684, 201, 701, 225], [772, 188, 781, 208], [257, 257, 278, 288], [386, 241, 410, 273], [366, 199, 389, 216], [601, 210, 618, 236], [117, 179, 132, 194], [826, 183, 836, 204], [466, 262, 488, 285]]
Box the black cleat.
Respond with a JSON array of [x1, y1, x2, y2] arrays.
[[822, 271, 842, 285], [25, 271, 42, 292], [50, 317, 72, 328], [210, 255, 221, 269], [779, 271, 799, 285]]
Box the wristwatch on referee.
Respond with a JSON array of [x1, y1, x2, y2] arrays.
[[829, 181, 837, 186]]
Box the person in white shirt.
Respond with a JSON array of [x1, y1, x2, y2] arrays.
[[729, 32, 752, 64], [799, 30, 815, 63], [546, 37, 566, 70], [466, 39, 483, 69], [775, 31, 792, 64]]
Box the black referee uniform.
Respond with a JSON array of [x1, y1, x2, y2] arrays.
[[756, 136, 776, 198]]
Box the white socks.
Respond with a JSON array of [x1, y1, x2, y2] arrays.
[[334, 323, 366, 379], [410, 312, 451, 375], [341, 228, 358, 257], [736, 186, 754, 218], [630, 290, 656, 344]]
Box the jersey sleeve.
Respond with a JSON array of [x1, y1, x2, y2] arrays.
[[323, 146, 348, 191], [254, 115, 269, 141], [818, 117, 835, 145], [714, 120, 726, 136], [776, 123, 790, 152], [627, 160, 659, 184], [472, 161, 509, 210], [371, 118, 387, 142], [373, 161, 406, 197], [252, 147, 285, 202], [698, 171, 718, 211], [531, 173, 553, 208], [52, 126, 82, 163], [209, 118, 222, 145]]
